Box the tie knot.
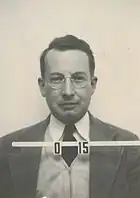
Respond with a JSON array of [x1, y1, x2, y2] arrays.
[[65, 124, 75, 132], [63, 124, 76, 141]]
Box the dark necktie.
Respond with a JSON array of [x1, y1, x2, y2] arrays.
[[62, 124, 78, 166]]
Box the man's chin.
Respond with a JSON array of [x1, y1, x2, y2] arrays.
[[55, 111, 84, 124]]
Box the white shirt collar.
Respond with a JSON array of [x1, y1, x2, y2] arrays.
[[49, 112, 89, 141]]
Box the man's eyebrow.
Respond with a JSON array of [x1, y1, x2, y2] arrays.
[[49, 72, 87, 77], [72, 72, 87, 76], [50, 72, 63, 76]]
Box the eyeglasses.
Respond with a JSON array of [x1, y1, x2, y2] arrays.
[[48, 73, 89, 89]]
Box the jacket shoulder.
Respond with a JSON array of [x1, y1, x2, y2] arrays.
[[1, 120, 45, 139], [91, 114, 139, 140], [0, 119, 47, 152]]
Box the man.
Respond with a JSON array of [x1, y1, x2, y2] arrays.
[[0, 35, 140, 198]]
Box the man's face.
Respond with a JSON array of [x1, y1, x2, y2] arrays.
[[38, 49, 97, 124]]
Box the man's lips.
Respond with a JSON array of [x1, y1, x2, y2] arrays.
[[59, 101, 79, 105], [59, 102, 79, 108]]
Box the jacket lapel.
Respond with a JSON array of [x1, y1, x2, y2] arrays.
[[89, 113, 124, 198], [8, 116, 50, 198]]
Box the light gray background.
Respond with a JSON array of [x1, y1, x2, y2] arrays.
[[0, 0, 140, 137]]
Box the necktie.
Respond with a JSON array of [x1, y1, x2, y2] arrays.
[[62, 124, 78, 166]]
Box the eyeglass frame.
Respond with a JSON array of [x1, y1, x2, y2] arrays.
[[47, 72, 90, 90]]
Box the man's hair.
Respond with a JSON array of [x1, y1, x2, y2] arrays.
[[40, 34, 95, 78]]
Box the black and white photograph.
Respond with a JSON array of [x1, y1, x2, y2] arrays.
[[0, 1, 140, 198]]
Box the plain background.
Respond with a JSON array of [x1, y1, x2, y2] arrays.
[[0, 0, 140, 137]]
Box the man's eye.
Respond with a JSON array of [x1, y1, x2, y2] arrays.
[[73, 76, 85, 81], [50, 76, 63, 82]]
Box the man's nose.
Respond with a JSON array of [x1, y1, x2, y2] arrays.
[[62, 77, 75, 97]]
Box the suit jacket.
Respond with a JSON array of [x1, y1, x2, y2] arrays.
[[0, 112, 140, 198]]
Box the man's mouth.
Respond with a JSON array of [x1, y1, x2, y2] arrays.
[[59, 102, 78, 109]]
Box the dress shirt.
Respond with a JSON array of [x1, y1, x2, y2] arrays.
[[37, 112, 89, 198]]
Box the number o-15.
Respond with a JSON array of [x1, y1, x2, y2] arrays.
[[54, 141, 89, 155]]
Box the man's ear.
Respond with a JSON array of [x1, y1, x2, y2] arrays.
[[91, 76, 97, 94], [38, 77, 46, 97]]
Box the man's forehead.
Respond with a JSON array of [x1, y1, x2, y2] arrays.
[[44, 49, 89, 65]]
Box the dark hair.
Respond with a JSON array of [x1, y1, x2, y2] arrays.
[[40, 35, 95, 78]]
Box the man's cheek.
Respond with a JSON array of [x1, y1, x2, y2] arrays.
[[77, 89, 90, 99], [50, 89, 61, 98]]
